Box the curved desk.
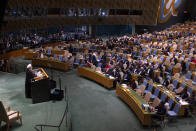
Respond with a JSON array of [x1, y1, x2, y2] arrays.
[[24, 52, 39, 59], [152, 83, 189, 116], [77, 66, 115, 88], [0, 48, 29, 59], [116, 84, 153, 126], [172, 76, 196, 94], [24, 49, 65, 59], [32, 58, 69, 71]]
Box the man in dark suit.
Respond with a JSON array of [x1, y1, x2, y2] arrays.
[[92, 53, 97, 66], [25, 64, 37, 98]]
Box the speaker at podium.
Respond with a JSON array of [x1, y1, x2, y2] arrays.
[[31, 68, 55, 104]]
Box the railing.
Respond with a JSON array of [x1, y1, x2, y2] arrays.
[[34, 85, 72, 131]]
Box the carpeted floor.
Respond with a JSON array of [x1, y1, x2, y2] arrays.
[[0, 57, 196, 131]]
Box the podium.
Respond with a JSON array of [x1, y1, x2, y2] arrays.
[[31, 68, 51, 104]]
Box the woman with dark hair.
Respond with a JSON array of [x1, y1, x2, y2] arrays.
[[180, 88, 189, 101], [151, 101, 167, 122], [155, 102, 167, 115]]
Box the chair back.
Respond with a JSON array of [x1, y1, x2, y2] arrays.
[[193, 75, 196, 82], [98, 56, 102, 61], [168, 98, 174, 109], [69, 57, 74, 64], [185, 63, 189, 70], [186, 72, 192, 80], [148, 84, 153, 92], [173, 103, 181, 114], [75, 58, 80, 63], [144, 92, 152, 102], [187, 87, 193, 95], [0, 101, 8, 123], [153, 88, 160, 96], [181, 54, 185, 58], [160, 56, 164, 61], [173, 80, 178, 88], [160, 93, 167, 102], [97, 63, 102, 67], [180, 83, 186, 88], [53, 54, 57, 59], [152, 98, 160, 107], [168, 66, 172, 71], [47, 49, 51, 54], [142, 80, 148, 86], [59, 55, 63, 61]]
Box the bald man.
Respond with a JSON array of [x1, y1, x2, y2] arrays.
[[25, 64, 36, 98]]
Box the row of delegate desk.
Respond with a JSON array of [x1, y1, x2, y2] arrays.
[[77, 66, 115, 88], [116, 84, 153, 126], [32, 58, 69, 71], [24, 42, 194, 126], [172, 76, 196, 94], [0, 48, 29, 59], [151, 83, 189, 116], [77, 66, 161, 89], [116, 83, 190, 126], [77, 66, 190, 126], [24, 49, 65, 59]]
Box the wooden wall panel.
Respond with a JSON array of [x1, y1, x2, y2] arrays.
[[3, 0, 160, 31], [7, 0, 156, 9]]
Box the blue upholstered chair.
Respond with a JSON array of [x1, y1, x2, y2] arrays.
[[168, 103, 181, 116], [160, 93, 167, 102], [185, 72, 192, 81], [152, 88, 160, 99], [144, 84, 153, 94], [168, 98, 174, 109], [172, 80, 178, 89], [73, 58, 80, 66], [192, 76, 196, 85]]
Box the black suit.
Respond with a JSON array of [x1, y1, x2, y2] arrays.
[[25, 69, 36, 98], [132, 81, 138, 90], [92, 55, 97, 66], [156, 104, 166, 115]]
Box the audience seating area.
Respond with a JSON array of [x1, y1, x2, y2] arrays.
[[1, 21, 196, 128]]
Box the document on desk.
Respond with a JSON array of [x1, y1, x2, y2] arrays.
[[179, 100, 189, 105], [122, 84, 127, 88], [109, 76, 115, 79]]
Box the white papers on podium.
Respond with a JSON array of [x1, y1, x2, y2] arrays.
[[37, 71, 43, 77]]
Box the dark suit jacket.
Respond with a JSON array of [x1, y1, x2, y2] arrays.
[[92, 55, 97, 65], [132, 81, 138, 90], [26, 69, 36, 83], [156, 104, 166, 115]]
